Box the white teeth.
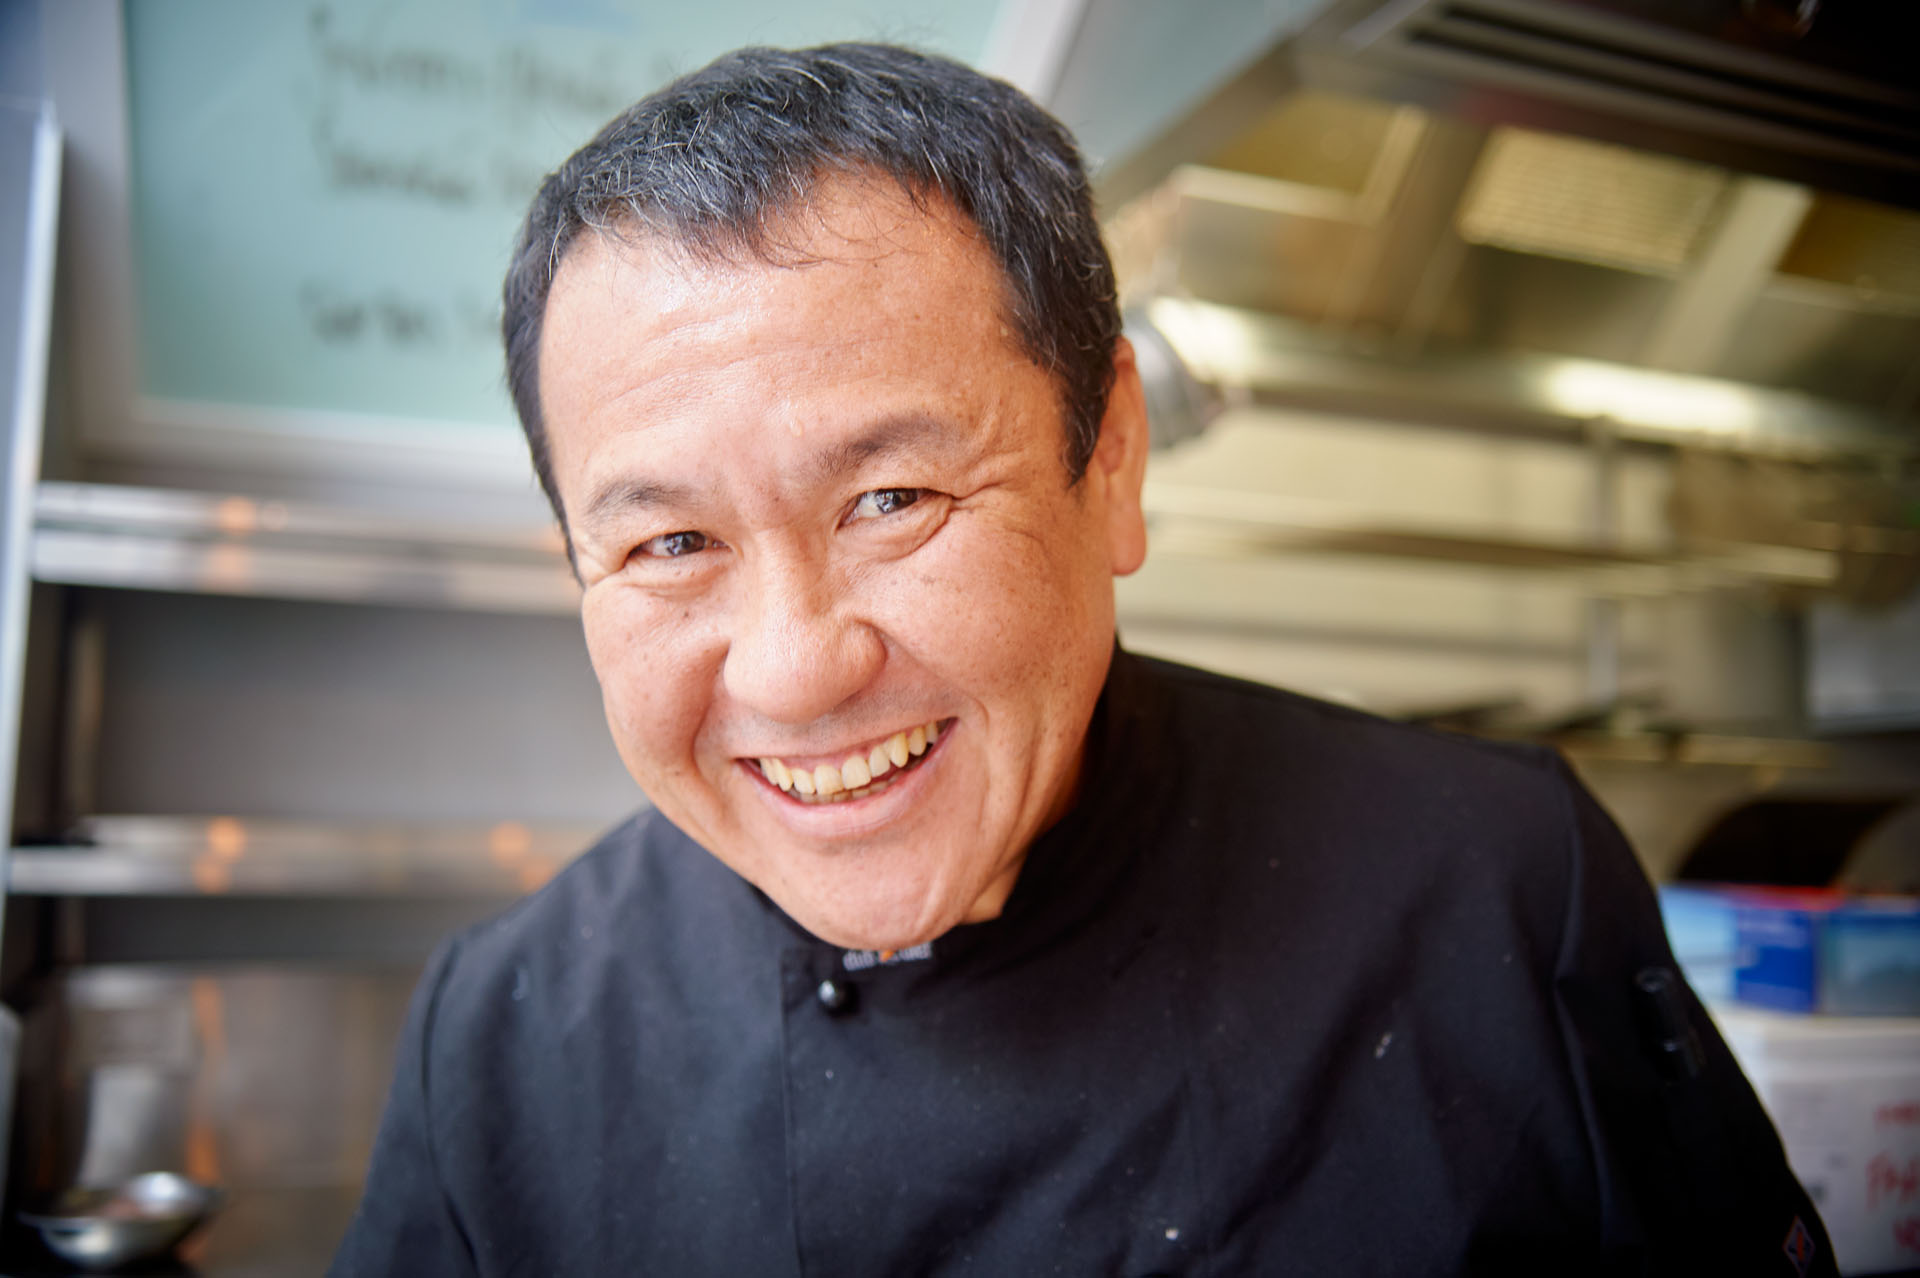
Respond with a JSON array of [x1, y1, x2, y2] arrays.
[[907, 725, 927, 756], [813, 763, 843, 797], [842, 754, 871, 788], [792, 768, 816, 796], [886, 733, 910, 768], [867, 744, 891, 779], [761, 758, 793, 791], [926, 721, 940, 743]]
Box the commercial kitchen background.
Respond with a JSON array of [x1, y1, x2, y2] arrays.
[[1, 0, 1917, 1273]]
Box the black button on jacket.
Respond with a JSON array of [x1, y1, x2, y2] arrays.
[[330, 651, 1835, 1276]]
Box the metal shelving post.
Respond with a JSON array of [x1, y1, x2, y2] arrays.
[[0, 95, 62, 1213]]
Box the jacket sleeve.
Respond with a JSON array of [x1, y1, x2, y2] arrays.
[[1549, 757, 1838, 1277], [328, 939, 478, 1278]]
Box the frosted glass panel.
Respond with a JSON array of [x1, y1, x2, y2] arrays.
[[125, 0, 996, 436]]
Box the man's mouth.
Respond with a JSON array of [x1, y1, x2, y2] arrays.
[[753, 718, 947, 805]]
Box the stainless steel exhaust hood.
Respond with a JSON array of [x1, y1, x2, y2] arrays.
[[1063, 0, 1919, 633], [1090, 0, 1920, 214], [1079, 0, 1920, 464], [1300, 0, 1920, 210]]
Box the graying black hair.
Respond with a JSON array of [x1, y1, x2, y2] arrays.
[[501, 42, 1121, 529]]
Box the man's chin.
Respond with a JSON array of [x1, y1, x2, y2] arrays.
[[717, 807, 997, 950], [782, 898, 949, 953], [764, 872, 973, 953]]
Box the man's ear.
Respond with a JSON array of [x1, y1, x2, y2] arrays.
[[1090, 337, 1150, 578]]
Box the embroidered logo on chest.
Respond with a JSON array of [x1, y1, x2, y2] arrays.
[[841, 942, 934, 971]]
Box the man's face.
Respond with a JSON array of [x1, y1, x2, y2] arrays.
[[538, 178, 1148, 952]]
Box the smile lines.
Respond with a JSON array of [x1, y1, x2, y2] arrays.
[[757, 720, 942, 804]]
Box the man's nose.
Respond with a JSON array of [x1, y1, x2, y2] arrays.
[[721, 558, 884, 725]]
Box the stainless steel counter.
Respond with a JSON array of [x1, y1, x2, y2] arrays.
[[4, 1183, 361, 1276], [9, 966, 421, 1277]]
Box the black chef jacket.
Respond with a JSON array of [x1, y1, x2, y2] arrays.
[[331, 650, 1835, 1277]]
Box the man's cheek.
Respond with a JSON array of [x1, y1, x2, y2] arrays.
[[883, 521, 1052, 626], [586, 590, 690, 680], [585, 607, 704, 757]]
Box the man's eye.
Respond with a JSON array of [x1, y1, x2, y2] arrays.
[[636, 530, 714, 558], [849, 488, 924, 521]]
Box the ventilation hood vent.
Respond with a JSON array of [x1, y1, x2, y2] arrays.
[[1297, 0, 1920, 212], [1094, 1, 1920, 459]]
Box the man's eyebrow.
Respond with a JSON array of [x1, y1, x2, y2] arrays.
[[576, 413, 969, 532], [578, 476, 701, 532]]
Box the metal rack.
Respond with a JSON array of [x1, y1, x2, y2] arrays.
[[32, 481, 578, 615], [8, 815, 602, 899]]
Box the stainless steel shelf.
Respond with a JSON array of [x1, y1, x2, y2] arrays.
[[8, 815, 602, 898], [31, 481, 579, 614], [1147, 297, 1920, 462], [28, 461, 1882, 617], [1141, 480, 1844, 593]]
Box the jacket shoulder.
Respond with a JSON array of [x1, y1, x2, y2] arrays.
[[1142, 652, 1551, 753], [423, 808, 759, 1043], [1136, 652, 1574, 824], [454, 808, 663, 959]]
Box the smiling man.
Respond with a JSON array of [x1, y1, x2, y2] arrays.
[[332, 44, 1832, 1277], [541, 172, 1143, 955]]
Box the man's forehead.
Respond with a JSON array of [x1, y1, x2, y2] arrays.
[[561, 172, 980, 286], [544, 175, 1027, 357], [538, 180, 1034, 435]]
